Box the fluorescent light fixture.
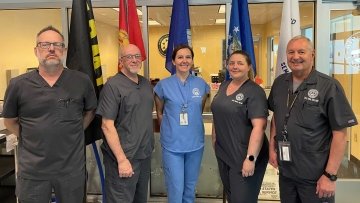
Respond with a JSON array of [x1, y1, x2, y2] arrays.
[[149, 20, 161, 25], [218, 5, 225, 14], [137, 9, 143, 15], [215, 19, 226, 24], [112, 8, 142, 16]]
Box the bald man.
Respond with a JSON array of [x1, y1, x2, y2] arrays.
[[96, 44, 154, 203]]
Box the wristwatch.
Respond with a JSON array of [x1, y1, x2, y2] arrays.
[[246, 154, 256, 162], [323, 171, 337, 181]]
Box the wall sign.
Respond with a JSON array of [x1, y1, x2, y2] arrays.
[[158, 34, 169, 57]]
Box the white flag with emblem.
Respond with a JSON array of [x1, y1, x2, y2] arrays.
[[275, 0, 301, 77]]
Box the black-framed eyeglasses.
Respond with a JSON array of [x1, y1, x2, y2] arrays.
[[121, 54, 142, 60], [37, 42, 65, 50]]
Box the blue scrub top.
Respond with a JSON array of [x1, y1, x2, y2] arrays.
[[154, 75, 210, 152]]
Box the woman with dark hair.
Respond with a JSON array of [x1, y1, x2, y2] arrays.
[[154, 44, 209, 203], [211, 50, 269, 203]]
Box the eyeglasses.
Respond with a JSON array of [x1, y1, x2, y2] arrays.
[[121, 54, 142, 60], [37, 42, 65, 50]]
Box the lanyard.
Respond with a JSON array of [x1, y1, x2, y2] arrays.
[[176, 76, 190, 112], [282, 89, 300, 141]]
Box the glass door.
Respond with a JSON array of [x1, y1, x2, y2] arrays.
[[320, 2, 360, 202]]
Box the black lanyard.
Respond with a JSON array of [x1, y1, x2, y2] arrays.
[[282, 89, 300, 141]]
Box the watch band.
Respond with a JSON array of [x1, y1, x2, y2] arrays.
[[323, 170, 337, 181]]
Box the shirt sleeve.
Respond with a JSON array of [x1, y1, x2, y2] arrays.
[[2, 78, 19, 118], [268, 78, 278, 112], [326, 80, 358, 130], [248, 85, 269, 119], [154, 81, 164, 100], [96, 81, 120, 120]]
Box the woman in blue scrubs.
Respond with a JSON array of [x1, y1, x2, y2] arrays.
[[154, 44, 209, 203]]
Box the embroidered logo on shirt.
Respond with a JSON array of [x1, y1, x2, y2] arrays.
[[192, 88, 201, 98], [232, 93, 244, 104], [304, 89, 319, 102], [236, 93, 244, 101], [308, 89, 319, 99]]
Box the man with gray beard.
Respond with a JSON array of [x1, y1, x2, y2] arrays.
[[3, 25, 97, 203]]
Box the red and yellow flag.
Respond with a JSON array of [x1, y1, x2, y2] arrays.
[[119, 0, 146, 61]]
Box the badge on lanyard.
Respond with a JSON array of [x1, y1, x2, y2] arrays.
[[278, 89, 299, 162], [180, 104, 188, 126], [278, 141, 292, 162]]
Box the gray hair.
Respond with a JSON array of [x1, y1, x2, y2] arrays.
[[288, 35, 314, 51]]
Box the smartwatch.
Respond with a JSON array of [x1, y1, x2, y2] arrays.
[[323, 171, 337, 181], [246, 155, 256, 162]]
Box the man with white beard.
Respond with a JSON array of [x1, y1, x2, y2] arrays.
[[3, 25, 97, 203], [96, 44, 154, 203]]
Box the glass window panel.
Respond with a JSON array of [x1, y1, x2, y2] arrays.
[[330, 9, 360, 180]]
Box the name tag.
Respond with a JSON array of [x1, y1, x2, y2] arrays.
[[180, 112, 188, 126], [279, 141, 292, 162]]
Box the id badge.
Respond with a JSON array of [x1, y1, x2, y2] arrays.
[[180, 112, 189, 126], [278, 141, 292, 162]]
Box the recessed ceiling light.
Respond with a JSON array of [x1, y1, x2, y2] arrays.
[[112, 8, 142, 16]]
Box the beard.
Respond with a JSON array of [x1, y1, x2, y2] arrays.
[[38, 57, 63, 72], [129, 66, 141, 74]]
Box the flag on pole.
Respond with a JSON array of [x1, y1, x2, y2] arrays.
[[275, 0, 301, 77], [119, 0, 146, 63], [66, 0, 103, 145], [227, 0, 257, 80], [165, 0, 192, 74]]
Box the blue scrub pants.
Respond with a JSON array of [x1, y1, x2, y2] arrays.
[[162, 147, 204, 203]]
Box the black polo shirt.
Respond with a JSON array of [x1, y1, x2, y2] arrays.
[[96, 72, 154, 161], [268, 70, 358, 180], [3, 68, 97, 179], [211, 79, 269, 169]]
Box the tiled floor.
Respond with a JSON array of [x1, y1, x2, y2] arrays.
[[0, 194, 279, 203], [1, 157, 359, 203]]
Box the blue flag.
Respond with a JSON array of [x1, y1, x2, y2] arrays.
[[227, 0, 256, 79], [165, 0, 192, 74]]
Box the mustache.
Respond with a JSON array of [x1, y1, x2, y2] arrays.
[[46, 53, 58, 57]]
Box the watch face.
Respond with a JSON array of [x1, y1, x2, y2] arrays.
[[330, 175, 337, 181], [248, 155, 255, 161]]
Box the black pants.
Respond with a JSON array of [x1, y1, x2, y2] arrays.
[[279, 174, 335, 203], [217, 157, 267, 203], [103, 155, 151, 203], [16, 170, 85, 203]]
